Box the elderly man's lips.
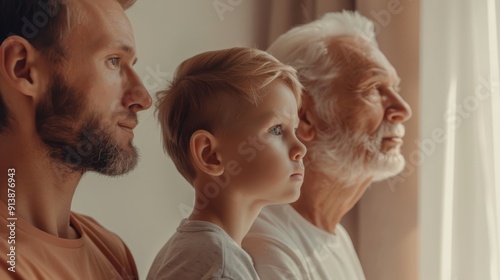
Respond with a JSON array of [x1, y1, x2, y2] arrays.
[[383, 137, 403, 144]]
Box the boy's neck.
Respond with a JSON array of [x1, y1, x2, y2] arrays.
[[188, 190, 263, 246]]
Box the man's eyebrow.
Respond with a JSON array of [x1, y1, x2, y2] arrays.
[[112, 43, 138, 65]]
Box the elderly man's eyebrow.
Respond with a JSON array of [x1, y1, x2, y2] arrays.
[[363, 69, 400, 84]]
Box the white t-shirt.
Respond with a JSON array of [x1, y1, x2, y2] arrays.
[[147, 219, 260, 280], [243, 204, 366, 280]]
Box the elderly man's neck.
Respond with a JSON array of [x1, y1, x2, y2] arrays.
[[291, 170, 372, 234]]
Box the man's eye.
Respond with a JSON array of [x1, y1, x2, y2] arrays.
[[108, 57, 121, 67], [269, 125, 283, 136]]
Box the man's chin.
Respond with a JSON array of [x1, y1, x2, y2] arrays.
[[61, 138, 139, 176], [94, 145, 139, 176]]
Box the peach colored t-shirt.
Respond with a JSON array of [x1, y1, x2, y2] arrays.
[[0, 200, 138, 280]]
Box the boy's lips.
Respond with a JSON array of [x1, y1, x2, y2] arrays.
[[291, 169, 304, 181]]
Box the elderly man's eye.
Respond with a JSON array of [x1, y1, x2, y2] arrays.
[[108, 57, 121, 67], [372, 82, 382, 90]]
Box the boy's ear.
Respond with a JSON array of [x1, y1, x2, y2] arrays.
[[297, 91, 316, 142], [0, 36, 49, 100], [190, 130, 224, 176]]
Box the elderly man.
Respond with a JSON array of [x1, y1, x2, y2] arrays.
[[0, 0, 151, 278], [243, 11, 412, 279]]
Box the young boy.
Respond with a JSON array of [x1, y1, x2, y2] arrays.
[[147, 47, 307, 280]]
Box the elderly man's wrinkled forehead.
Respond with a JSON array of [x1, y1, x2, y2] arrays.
[[327, 35, 397, 76]]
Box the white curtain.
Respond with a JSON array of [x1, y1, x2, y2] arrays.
[[421, 0, 500, 279]]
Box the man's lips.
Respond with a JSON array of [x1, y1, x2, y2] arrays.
[[118, 121, 137, 134]]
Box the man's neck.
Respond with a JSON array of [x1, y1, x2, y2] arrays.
[[291, 170, 373, 234], [0, 133, 82, 239]]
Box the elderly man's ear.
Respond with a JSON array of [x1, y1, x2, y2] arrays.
[[297, 92, 317, 142], [0, 36, 49, 101], [190, 130, 225, 177]]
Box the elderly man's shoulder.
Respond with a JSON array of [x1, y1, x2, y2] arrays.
[[248, 205, 299, 237], [244, 204, 308, 251], [245, 204, 354, 256], [243, 205, 313, 279]]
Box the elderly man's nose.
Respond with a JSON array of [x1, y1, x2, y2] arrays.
[[385, 93, 412, 123]]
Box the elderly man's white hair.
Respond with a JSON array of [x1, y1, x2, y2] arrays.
[[267, 10, 377, 123], [267, 11, 398, 183]]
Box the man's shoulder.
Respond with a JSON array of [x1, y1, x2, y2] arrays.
[[70, 212, 133, 262], [70, 212, 121, 242], [71, 212, 103, 229]]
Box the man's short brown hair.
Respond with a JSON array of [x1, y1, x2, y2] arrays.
[[156, 47, 303, 182]]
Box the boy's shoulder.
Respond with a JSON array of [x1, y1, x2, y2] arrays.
[[148, 219, 260, 280], [171, 219, 230, 253]]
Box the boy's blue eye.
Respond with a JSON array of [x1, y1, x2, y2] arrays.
[[269, 125, 282, 136]]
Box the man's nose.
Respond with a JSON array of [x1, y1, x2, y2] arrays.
[[123, 70, 153, 112]]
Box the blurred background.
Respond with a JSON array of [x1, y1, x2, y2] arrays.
[[72, 0, 500, 279]]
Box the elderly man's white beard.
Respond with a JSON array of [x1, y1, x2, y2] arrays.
[[306, 121, 406, 185]]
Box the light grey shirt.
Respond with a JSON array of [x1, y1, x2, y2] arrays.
[[147, 219, 260, 280], [243, 204, 366, 280]]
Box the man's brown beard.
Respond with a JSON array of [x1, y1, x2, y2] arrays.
[[35, 73, 138, 175]]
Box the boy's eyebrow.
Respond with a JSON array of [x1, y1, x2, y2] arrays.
[[261, 110, 296, 124]]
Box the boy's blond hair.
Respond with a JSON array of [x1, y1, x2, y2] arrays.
[[156, 47, 303, 182]]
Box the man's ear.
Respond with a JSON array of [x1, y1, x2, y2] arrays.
[[0, 36, 48, 100], [297, 91, 317, 142], [190, 130, 224, 176]]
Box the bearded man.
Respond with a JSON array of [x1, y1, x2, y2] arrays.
[[0, 0, 151, 278], [243, 11, 412, 280]]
